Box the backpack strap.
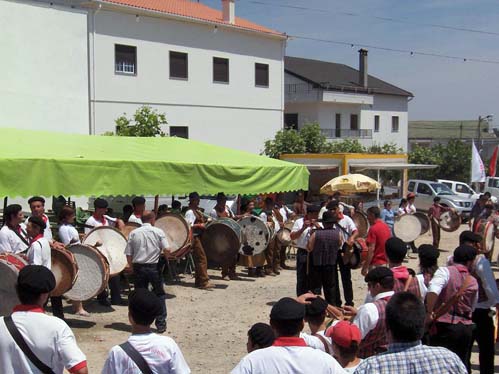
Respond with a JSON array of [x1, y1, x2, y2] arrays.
[[119, 341, 153, 374]]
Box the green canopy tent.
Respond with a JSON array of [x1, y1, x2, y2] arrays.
[[0, 128, 309, 197]]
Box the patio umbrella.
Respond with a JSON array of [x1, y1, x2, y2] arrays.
[[320, 174, 381, 195]]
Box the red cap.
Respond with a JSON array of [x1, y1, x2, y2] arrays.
[[407, 192, 416, 199], [325, 321, 361, 348]]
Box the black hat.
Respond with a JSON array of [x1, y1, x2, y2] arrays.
[[326, 200, 339, 210], [385, 237, 407, 263], [129, 288, 162, 321], [418, 244, 440, 262], [216, 192, 226, 202], [459, 230, 482, 244], [248, 323, 275, 347], [94, 198, 108, 209], [305, 297, 328, 317], [365, 267, 393, 283], [17, 265, 55, 294], [307, 204, 321, 213], [28, 196, 45, 205], [453, 245, 477, 264], [189, 192, 200, 201], [131, 196, 146, 206], [28, 216, 46, 231], [270, 297, 305, 320], [321, 211, 337, 224]]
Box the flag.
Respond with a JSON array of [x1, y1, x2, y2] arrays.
[[471, 141, 486, 182], [489, 145, 498, 177]]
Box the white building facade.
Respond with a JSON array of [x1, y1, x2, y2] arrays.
[[1, 0, 286, 154]]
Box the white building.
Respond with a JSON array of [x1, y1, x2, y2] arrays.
[[1, 0, 286, 153], [285, 50, 413, 151]]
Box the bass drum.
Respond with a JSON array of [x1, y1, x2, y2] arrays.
[[475, 219, 495, 260], [276, 227, 292, 246], [238, 216, 270, 256], [342, 238, 368, 270], [202, 218, 241, 265], [394, 214, 421, 243], [51, 248, 78, 297], [439, 210, 461, 232], [64, 244, 109, 301], [0, 254, 28, 316], [352, 211, 369, 238], [121, 222, 141, 239], [83, 226, 128, 277], [155, 213, 191, 253], [413, 212, 431, 235]]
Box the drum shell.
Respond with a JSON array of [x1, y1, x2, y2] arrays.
[[0, 254, 27, 316], [238, 216, 270, 256], [475, 219, 495, 259], [121, 222, 141, 239], [51, 248, 78, 297], [393, 214, 421, 243], [413, 212, 431, 235], [202, 218, 241, 265], [276, 227, 292, 245], [83, 226, 128, 276], [154, 213, 191, 253], [352, 212, 369, 238]]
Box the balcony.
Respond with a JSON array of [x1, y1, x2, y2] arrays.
[[321, 128, 373, 139]]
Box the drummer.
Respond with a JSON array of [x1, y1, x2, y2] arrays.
[[58, 206, 90, 317], [209, 192, 240, 281], [293, 191, 308, 215], [128, 196, 146, 225], [276, 195, 294, 270], [26, 216, 65, 320], [25, 196, 66, 251], [406, 193, 417, 214], [428, 197, 452, 248], [185, 192, 214, 289], [260, 197, 282, 276], [85, 198, 126, 306], [0, 204, 29, 254]]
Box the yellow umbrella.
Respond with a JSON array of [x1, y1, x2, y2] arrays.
[[320, 174, 381, 195]]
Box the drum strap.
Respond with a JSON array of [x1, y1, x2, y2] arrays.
[[4, 316, 55, 374], [119, 341, 153, 374], [312, 333, 331, 354], [9, 227, 29, 246]]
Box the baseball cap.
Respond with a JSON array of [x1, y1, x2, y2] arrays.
[[326, 321, 361, 348]]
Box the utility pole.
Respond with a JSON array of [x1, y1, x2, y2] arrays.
[[478, 116, 482, 151]]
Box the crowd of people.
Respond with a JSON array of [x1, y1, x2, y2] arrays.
[[0, 190, 498, 373]]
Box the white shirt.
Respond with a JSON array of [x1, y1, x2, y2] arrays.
[[209, 206, 234, 219], [343, 360, 363, 373], [0, 224, 29, 254], [184, 209, 197, 226], [407, 204, 416, 214], [58, 224, 80, 246], [428, 267, 478, 308], [473, 255, 499, 309], [353, 291, 395, 339], [0, 309, 86, 374], [84, 214, 116, 234], [259, 211, 281, 232], [415, 274, 429, 300], [292, 218, 312, 249], [128, 214, 143, 225], [102, 333, 190, 374], [231, 344, 346, 374], [300, 331, 333, 354], [27, 237, 51, 270], [279, 206, 292, 222], [337, 214, 357, 242], [25, 214, 52, 241], [319, 206, 328, 220], [125, 223, 169, 264], [397, 207, 406, 215]]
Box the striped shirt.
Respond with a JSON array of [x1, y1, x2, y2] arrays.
[[354, 341, 467, 373]]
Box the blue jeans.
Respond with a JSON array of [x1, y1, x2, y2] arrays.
[[133, 263, 167, 329]]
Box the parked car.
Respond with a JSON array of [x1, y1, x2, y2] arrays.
[[484, 177, 499, 202], [407, 179, 474, 218], [438, 179, 497, 203]]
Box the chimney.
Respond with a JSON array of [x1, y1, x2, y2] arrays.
[[222, 0, 235, 24], [358, 48, 368, 88]]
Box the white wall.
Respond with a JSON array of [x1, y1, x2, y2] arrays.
[[90, 10, 285, 153], [0, 0, 89, 133]]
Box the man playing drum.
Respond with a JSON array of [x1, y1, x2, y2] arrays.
[[428, 197, 452, 248], [128, 196, 146, 225], [210, 192, 240, 281], [85, 198, 126, 306], [25, 196, 66, 251], [0, 204, 29, 254], [185, 192, 214, 289], [125, 211, 170, 333], [260, 197, 282, 276], [275, 195, 294, 270]]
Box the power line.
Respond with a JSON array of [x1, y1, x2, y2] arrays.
[[247, 0, 499, 37]]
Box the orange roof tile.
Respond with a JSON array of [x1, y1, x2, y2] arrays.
[[99, 0, 285, 37]]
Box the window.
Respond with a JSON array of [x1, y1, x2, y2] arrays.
[[456, 184, 471, 194], [374, 115, 380, 132], [408, 181, 416, 192], [115, 44, 136, 75], [213, 57, 229, 83], [350, 114, 358, 131], [417, 183, 432, 195], [169, 126, 189, 139], [284, 113, 298, 130], [335, 113, 341, 138], [392, 116, 399, 132], [170, 51, 188, 79], [255, 63, 269, 87]]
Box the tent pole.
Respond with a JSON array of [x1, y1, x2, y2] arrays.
[[377, 169, 380, 207], [154, 195, 159, 215], [2, 197, 7, 226]]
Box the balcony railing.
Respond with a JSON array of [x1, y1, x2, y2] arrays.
[[321, 128, 373, 139]]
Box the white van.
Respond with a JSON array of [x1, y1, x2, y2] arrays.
[[437, 179, 480, 202]]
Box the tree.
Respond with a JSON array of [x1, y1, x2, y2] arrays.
[[299, 123, 327, 153], [326, 139, 366, 153], [367, 142, 403, 154], [114, 106, 167, 137], [263, 129, 306, 158]]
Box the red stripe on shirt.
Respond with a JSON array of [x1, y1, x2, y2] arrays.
[[69, 361, 87, 373], [272, 337, 308, 347], [13, 305, 45, 313]]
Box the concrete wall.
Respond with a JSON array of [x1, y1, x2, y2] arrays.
[[0, 0, 89, 133], [90, 10, 285, 153]]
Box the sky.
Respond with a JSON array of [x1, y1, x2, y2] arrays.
[[203, 0, 499, 122]]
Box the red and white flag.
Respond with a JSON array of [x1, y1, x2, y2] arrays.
[[471, 141, 486, 182], [489, 145, 498, 177]]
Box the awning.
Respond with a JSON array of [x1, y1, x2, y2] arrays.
[[0, 128, 309, 197], [351, 163, 437, 171]]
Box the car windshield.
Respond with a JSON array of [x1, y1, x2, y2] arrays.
[[431, 183, 455, 195]]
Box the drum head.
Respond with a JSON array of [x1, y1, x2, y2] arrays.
[[352, 212, 369, 238], [277, 227, 292, 245], [154, 213, 190, 253], [65, 244, 109, 301], [122, 222, 141, 239], [483, 222, 495, 255], [414, 212, 431, 235], [238, 216, 270, 256], [0, 255, 27, 316], [394, 214, 421, 243], [51, 248, 78, 297], [83, 226, 128, 276], [202, 219, 241, 264], [439, 211, 461, 232]]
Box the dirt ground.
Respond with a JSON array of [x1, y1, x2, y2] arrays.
[[61, 226, 498, 373]]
